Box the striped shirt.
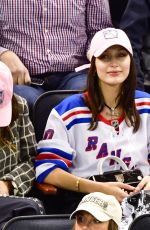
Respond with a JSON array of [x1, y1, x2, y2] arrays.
[[0, 0, 112, 75], [35, 90, 150, 183], [1, 94, 37, 196]]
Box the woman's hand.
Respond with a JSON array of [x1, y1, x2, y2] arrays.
[[0, 181, 10, 195], [101, 182, 135, 202], [133, 176, 150, 193]]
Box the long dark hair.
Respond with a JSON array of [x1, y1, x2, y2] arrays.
[[0, 94, 19, 148], [85, 54, 140, 132]]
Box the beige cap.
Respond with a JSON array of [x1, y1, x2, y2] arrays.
[[70, 192, 122, 226]]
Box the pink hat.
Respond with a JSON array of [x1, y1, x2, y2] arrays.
[[0, 61, 13, 127], [87, 27, 133, 61]]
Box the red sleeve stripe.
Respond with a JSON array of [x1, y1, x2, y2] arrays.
[[36, 153, 72, 167], [136, 102, 150, 106], [63, 110, 91, 121]]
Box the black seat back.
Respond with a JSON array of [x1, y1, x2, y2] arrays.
[[32, 90, 82, 142], [128, 214, 150, 230], [2, 214, 74, 230]]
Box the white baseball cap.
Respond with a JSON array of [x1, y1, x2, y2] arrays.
[[70, 192, 122, 226], [0, 61, 13, 127], [87, 27, 133, 61]]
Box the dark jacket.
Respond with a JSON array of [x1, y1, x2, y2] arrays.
[[120, 0, 150, 91]]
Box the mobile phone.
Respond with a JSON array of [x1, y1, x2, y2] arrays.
[[31, 77, 44, 86]]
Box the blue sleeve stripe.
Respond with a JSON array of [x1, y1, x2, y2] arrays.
[[36, 166, 57, 183], [135, 90, 150, 98], [55, 94, 85, 115], [35, 159, 69, 171], [66, 117, 91, 130], [138, 108, 150, 114], [37, 148, 73, 160]]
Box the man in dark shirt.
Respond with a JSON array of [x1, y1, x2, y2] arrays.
[[120, 0, 150, 92]]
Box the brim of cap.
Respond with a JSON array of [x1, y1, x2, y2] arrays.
[[0, 101, 12, 127], [94, 39, 133, 58], [70, 203, 112, 224]]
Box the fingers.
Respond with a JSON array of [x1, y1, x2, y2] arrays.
[[134, 184, 143, 193], [24, 71, 31, 84], [115, 189, 130, 203], [115, 183, 135, 202], [16, 69, 31, 85], [0, 181, 9, 195], [134, 176, 150, 192], [105, 182, 133, 202], [120, 183, 135, 191], [0, 50, 31, 85]]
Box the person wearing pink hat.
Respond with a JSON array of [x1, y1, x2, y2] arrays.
[[0, 61, 44, 228], [0, 61, 36, 196], [35, 28, 150, 214], [70, 192, 122, 230]]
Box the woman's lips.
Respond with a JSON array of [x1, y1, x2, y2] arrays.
[[107, 71, 122, 76]]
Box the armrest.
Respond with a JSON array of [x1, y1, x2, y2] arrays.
[[35, 182, 57, 194]]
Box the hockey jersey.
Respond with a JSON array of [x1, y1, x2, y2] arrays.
[[35, 90, 150, 183]]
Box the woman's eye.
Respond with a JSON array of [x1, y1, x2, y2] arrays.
[[118, 51, 128, 57], [99, 54, 110, 61], [77, 215, 84, 223], [92, 219, 101, 224]]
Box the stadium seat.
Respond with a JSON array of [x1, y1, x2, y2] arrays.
[[128, 214, 150, 230], [2, 214, 74, 230], [32, 90, 82, 142], [31, 90, 82, 197]]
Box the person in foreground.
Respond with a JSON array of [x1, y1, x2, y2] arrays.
[[0, 61, 36, 196], [35, 28, 150, 212], [70, 192, 122, 230]]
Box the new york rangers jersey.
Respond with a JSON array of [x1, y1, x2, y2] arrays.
[[36, 90, 150, 183]]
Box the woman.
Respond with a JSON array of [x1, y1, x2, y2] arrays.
[[0, 62, 44, 227], [35, 28, 150, 213], [70, 192, 122, 230], [0, 61, 36, 196]]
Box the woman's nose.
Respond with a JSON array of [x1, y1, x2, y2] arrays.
[[110, 60, 119, 67]]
